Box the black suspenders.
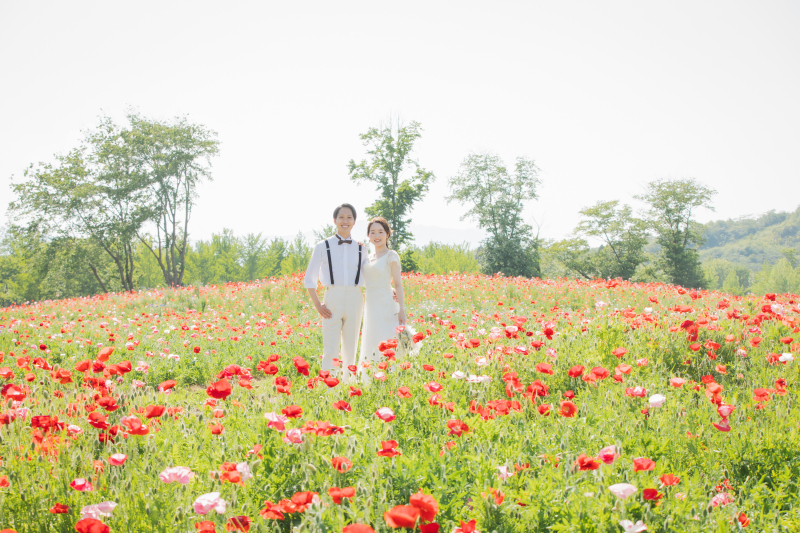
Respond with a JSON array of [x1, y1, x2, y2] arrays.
[[355, 245, 362, 284], [324, 240, 334, 285], [324, 239, 362, 285]]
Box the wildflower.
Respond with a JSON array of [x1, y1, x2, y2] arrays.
[[70, 478, 93, 491], [282, 429, 304, 444], [75, 519, 110, 533], [384, 505, 420, 528], [331, 456, 353, 473], [329, 486, 355, 504], [159, 466, 194, 484], [558, 400, 578, 417], [632, 457, 655, 472], [377, 440, 401, 457], [619, 520, 648, 532], [608, 483, 637, 500], [574, 454, 601, 471], [648, 394, 666, 408], [193, 492, 227, 515], [80, 501, 117, 520], [108, 454, 127, 466], [375, 407, 396, 422], [598, 445, 618, 464], [659, 474, 680, 486]]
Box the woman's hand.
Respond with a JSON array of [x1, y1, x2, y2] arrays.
[[398, 309, 407, 325]]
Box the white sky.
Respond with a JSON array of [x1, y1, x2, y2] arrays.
[[1, 1, 799, 247]]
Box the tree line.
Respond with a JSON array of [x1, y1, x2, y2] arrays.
[[2, 111, 794, 306]]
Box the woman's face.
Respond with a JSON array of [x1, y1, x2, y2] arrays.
[[368, 223, 388, 248]]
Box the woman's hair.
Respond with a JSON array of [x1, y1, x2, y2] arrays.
[[333, 203, 357, 221], [366, 217, 392, 240]]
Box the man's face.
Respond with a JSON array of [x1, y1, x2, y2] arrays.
[[334, 207, 355, 237]]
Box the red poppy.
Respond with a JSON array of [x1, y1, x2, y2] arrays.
[[206, 379, 233, 400], [558, 400, 578, 417], [259, 501, 285, 520], [611, 347, 628, 358], [49, 503, 69, 514], [343, 525, 375, 533], [377, 440, 402, 457], [574, 454, 601, 470], [384, 505, 420, 528], [75, 518, 110, 533], [159, 379, 177, 392], [225, 516, 251, 532], [660, 473, 680, 486], [145, 405, 166, 419], [97, 347, 114, 362], [331, 456, 353, 473], [328, 486, 355, 504], [195, 521, 216, 532], [738, 512, 750, 527], [333, 400, 352, 411], [292, 356, 310, 376], [446, 419, 470, 437], [535, 363, 553, 375], [568, 365, 585, 377], [281, 405, 303, 419], [409, 490, 439, 522], [633, 457, 656, 471], [537, 404, 551, 416]]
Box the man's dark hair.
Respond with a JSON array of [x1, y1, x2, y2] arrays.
[[333, 203, 357, 221]]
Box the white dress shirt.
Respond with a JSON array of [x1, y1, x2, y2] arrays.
[[304, 235, 368, 288]]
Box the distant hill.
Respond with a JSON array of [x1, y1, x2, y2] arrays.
[[699, 206, 800, 270]]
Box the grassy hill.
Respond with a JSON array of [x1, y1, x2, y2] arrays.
[[699, 206, 800, 271]]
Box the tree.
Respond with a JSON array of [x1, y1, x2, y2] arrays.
[[348, 119, 434, 249], [8, 116, 151, 291], [447, 153, 541, 277], [127, 112, 219, 286], [635, 178, 716, 288], [575, 201, 649, 279]]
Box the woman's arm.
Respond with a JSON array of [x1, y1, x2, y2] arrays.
[[390, 258, 406, 325]]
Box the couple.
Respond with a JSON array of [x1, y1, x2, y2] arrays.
[[304, 203, 407, 382]]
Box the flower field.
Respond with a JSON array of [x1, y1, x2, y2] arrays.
[[1, 274, 799, 532]]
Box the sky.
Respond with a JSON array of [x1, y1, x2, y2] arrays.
[[1, 1, 799, 247]]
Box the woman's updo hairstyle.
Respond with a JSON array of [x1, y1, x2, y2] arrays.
[[367, 217, 392, 243]]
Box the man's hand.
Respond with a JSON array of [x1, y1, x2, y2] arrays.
[[316, 303, 333, 319]]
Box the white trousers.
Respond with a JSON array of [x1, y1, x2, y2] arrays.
[[321, 286, 364, 381]]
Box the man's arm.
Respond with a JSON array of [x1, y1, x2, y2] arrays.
[[305, 242, 332, 319]]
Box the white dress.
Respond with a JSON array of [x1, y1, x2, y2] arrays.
[[358, 250, 401, 375]]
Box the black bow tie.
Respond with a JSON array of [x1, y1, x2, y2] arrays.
[[338, 239, 352, 245]]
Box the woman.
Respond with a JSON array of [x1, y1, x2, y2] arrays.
[[358, 217, 406, 378]]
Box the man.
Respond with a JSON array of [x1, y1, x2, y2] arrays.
[[305, 203, 367, 381]]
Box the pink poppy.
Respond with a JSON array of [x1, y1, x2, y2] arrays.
[[598, 445, 618, 465], [193, 492, 227, 515], [70, 478, 93, 491], [159, 466, 194, 484], [375, 407, 396, 422], [283, 428, 304, 444], [264, 412, 289, 431], [108, 454, 127, 466]]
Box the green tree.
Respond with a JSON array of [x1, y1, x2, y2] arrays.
[[447, 153, 541, 277], [240, 233, 269, 281], [722, 268, 744, 295], [575, 201, 649, 279], [280, 234, 312, 275], [127, 112, 220, 287], [412, 242, 481, 274], [8, 117, 150, 291], [635, 178, 716, 288], [348, 119, 434, 249]]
